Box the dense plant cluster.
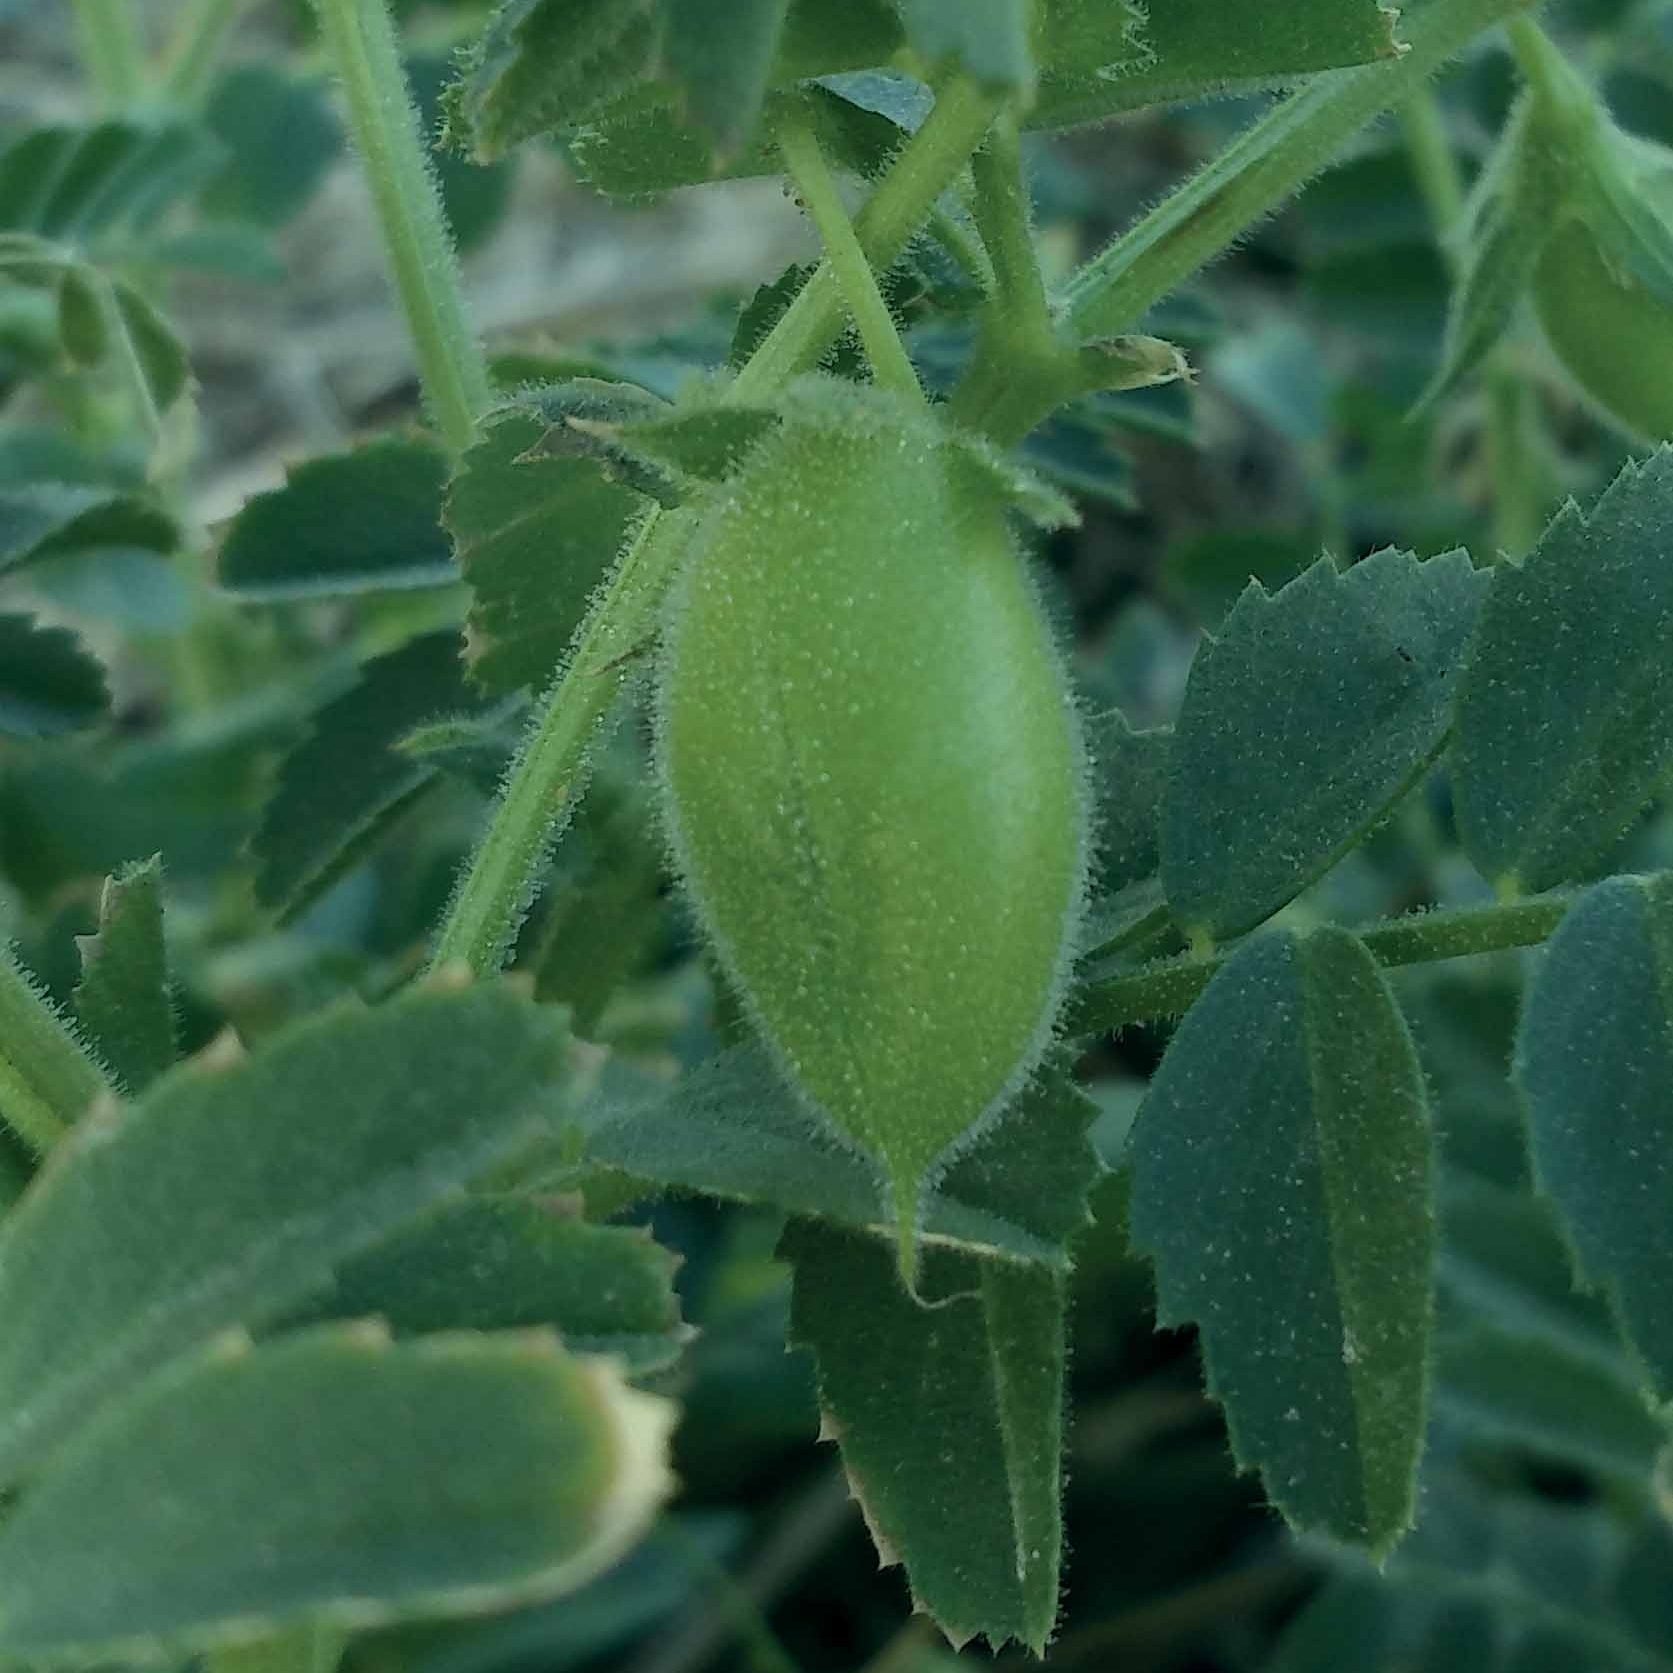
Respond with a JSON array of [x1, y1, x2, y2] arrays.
[[1, 0, 1672, 1668]]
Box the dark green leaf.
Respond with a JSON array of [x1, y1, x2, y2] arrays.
[[54, 265, 107, 368], [0, 979, 566, 1484], [897, 0, 1035, 91], [784, 1220, 1064, 1653], [1453, 449, 1673, 892], [581, 1043, 1102, 1267], [201, 64, 343, 229], [72, 855, 176, 1095], [0, 1325, 672, 1660], [0, 480, 175, 576], [217, 434, 455, 599], [1129, 926, 1436, 1554], [447, 397, 650, 696], [251, 631, 487, 916], [1031, 0, 1402, 129], [1085, 709, 1169, 897], [1162, 547, 1487, 940], [1515, 873, 1673, 1398], [111, 279, 191, 414], [658, 0, 792, 158], [283, 1196, 689, 1374], [0, 613, 108, 737]]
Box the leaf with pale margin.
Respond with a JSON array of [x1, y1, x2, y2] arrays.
[[111, 279, 191, 415], [218, 434, 454, 599], [1453, 449, 1673, 892], [579, 1042, 1102, 1267], [783, 1220, 1064, 1653], [0, 481, 175, 576], [0, 980, 566, 1485], [0, 1325, 672, 1661], [0, 613, 108, 737], [448, 396, 651, 696], [1031, 0, 1402, 130], [1162, 547, 1487, 940], [1129, 925, 1435, 1555], [72, 855, 176, 1095], [251, 631, 490, 916], [281, 1197, 688, 1374], [1516, 873, 1673, 1399], [1086, 709, 1169, 898]]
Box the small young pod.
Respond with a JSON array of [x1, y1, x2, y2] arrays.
[[657, 385, 1086, 1281], [1533, 215, 1673, 441]]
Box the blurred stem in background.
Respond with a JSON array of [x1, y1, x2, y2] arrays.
[[70, 0, 147, 110], [162, 0, 250, 107], [1401, 84, 1547, 559]]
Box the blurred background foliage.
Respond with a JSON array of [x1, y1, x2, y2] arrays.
[[2, 0, 1672, 1668]]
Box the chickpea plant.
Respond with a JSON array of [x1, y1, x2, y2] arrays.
[[1, 0, 1672, 1666]]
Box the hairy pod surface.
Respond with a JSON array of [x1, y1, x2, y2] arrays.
[[1533, 218, 1673, 441], [657, 387, 1086, 1274]]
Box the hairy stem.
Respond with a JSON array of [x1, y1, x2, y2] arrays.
[[732, 77, 1002, 399], [0, 949, 114, 1154], [968, 111, 1054, 347], [310, 0, 491, 454], [1071, 895, 1570, 1035], [72, 0, 148, 108], [162, 0, 249, 106], [778, 113, 924, 405], [1059, 0, 1534, 343], [432, 79, 1001, 975]]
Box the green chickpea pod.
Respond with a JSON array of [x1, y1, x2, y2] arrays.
[[657, 383, 1087, 1287]]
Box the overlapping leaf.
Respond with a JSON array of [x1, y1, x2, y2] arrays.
[[784, 1221, 1065, 1653], [217, 434, 455, 599], [1516, 873, 1673, 1398], [1162, 547, 1487, 940], [581, 1043, 1103, 1267], [0, 1325, 673, 1661], [1453, 450, 1673, 892], [72, 855, 176, 1095], [251, 631, 489, 915], [1128, 926, 1436, 1553], [0, 614, 108, 737], [447, 394, 652, 696], [0, 480, 175, 576], [283, 1197, 689, 1374], [0, 980, 565, 1483]]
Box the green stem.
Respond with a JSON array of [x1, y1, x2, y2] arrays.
[[968, 110, 1055, 347], [432, 79, 1002, 975], [310, 0, 491, 455], [1505, 14, 1597, 124], [777, 113, 923, 405], [71, 0, 148, 108], [732, 76, 1002, 399], [1071, 895, 1571, 1035], [428, 511, 673, 972], [0, 949, 114, 1153], [162, 0, 249, 106], [1059, 0, 1533, 345], [1401, 87, 1468, 234]]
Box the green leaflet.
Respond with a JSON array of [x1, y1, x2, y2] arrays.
[[201, 63, 344, 229], [0, 980, 566, 1485], [658, 0, 793, 158], [1031, 0, 1402, 130], [446, 395, 651, 696], [1085, 708, 1169, 897], [251, 631, 490, 916], [0, 480, 175, 576], [0, 613, 108, 737], [1453, 450, 1673, 892], [0, 1325, 673, 1660], [72, 855, 177, 1095], [1161, 548, 1487, 940], [1515, 873, 1673, 1399], [783, 1220, 1064, 1653], [1128, 925, 1435, 1554], [282, 1196, 690, 1375], [580, 1042, 1102, 1268], [217, 434, 455, 599]]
